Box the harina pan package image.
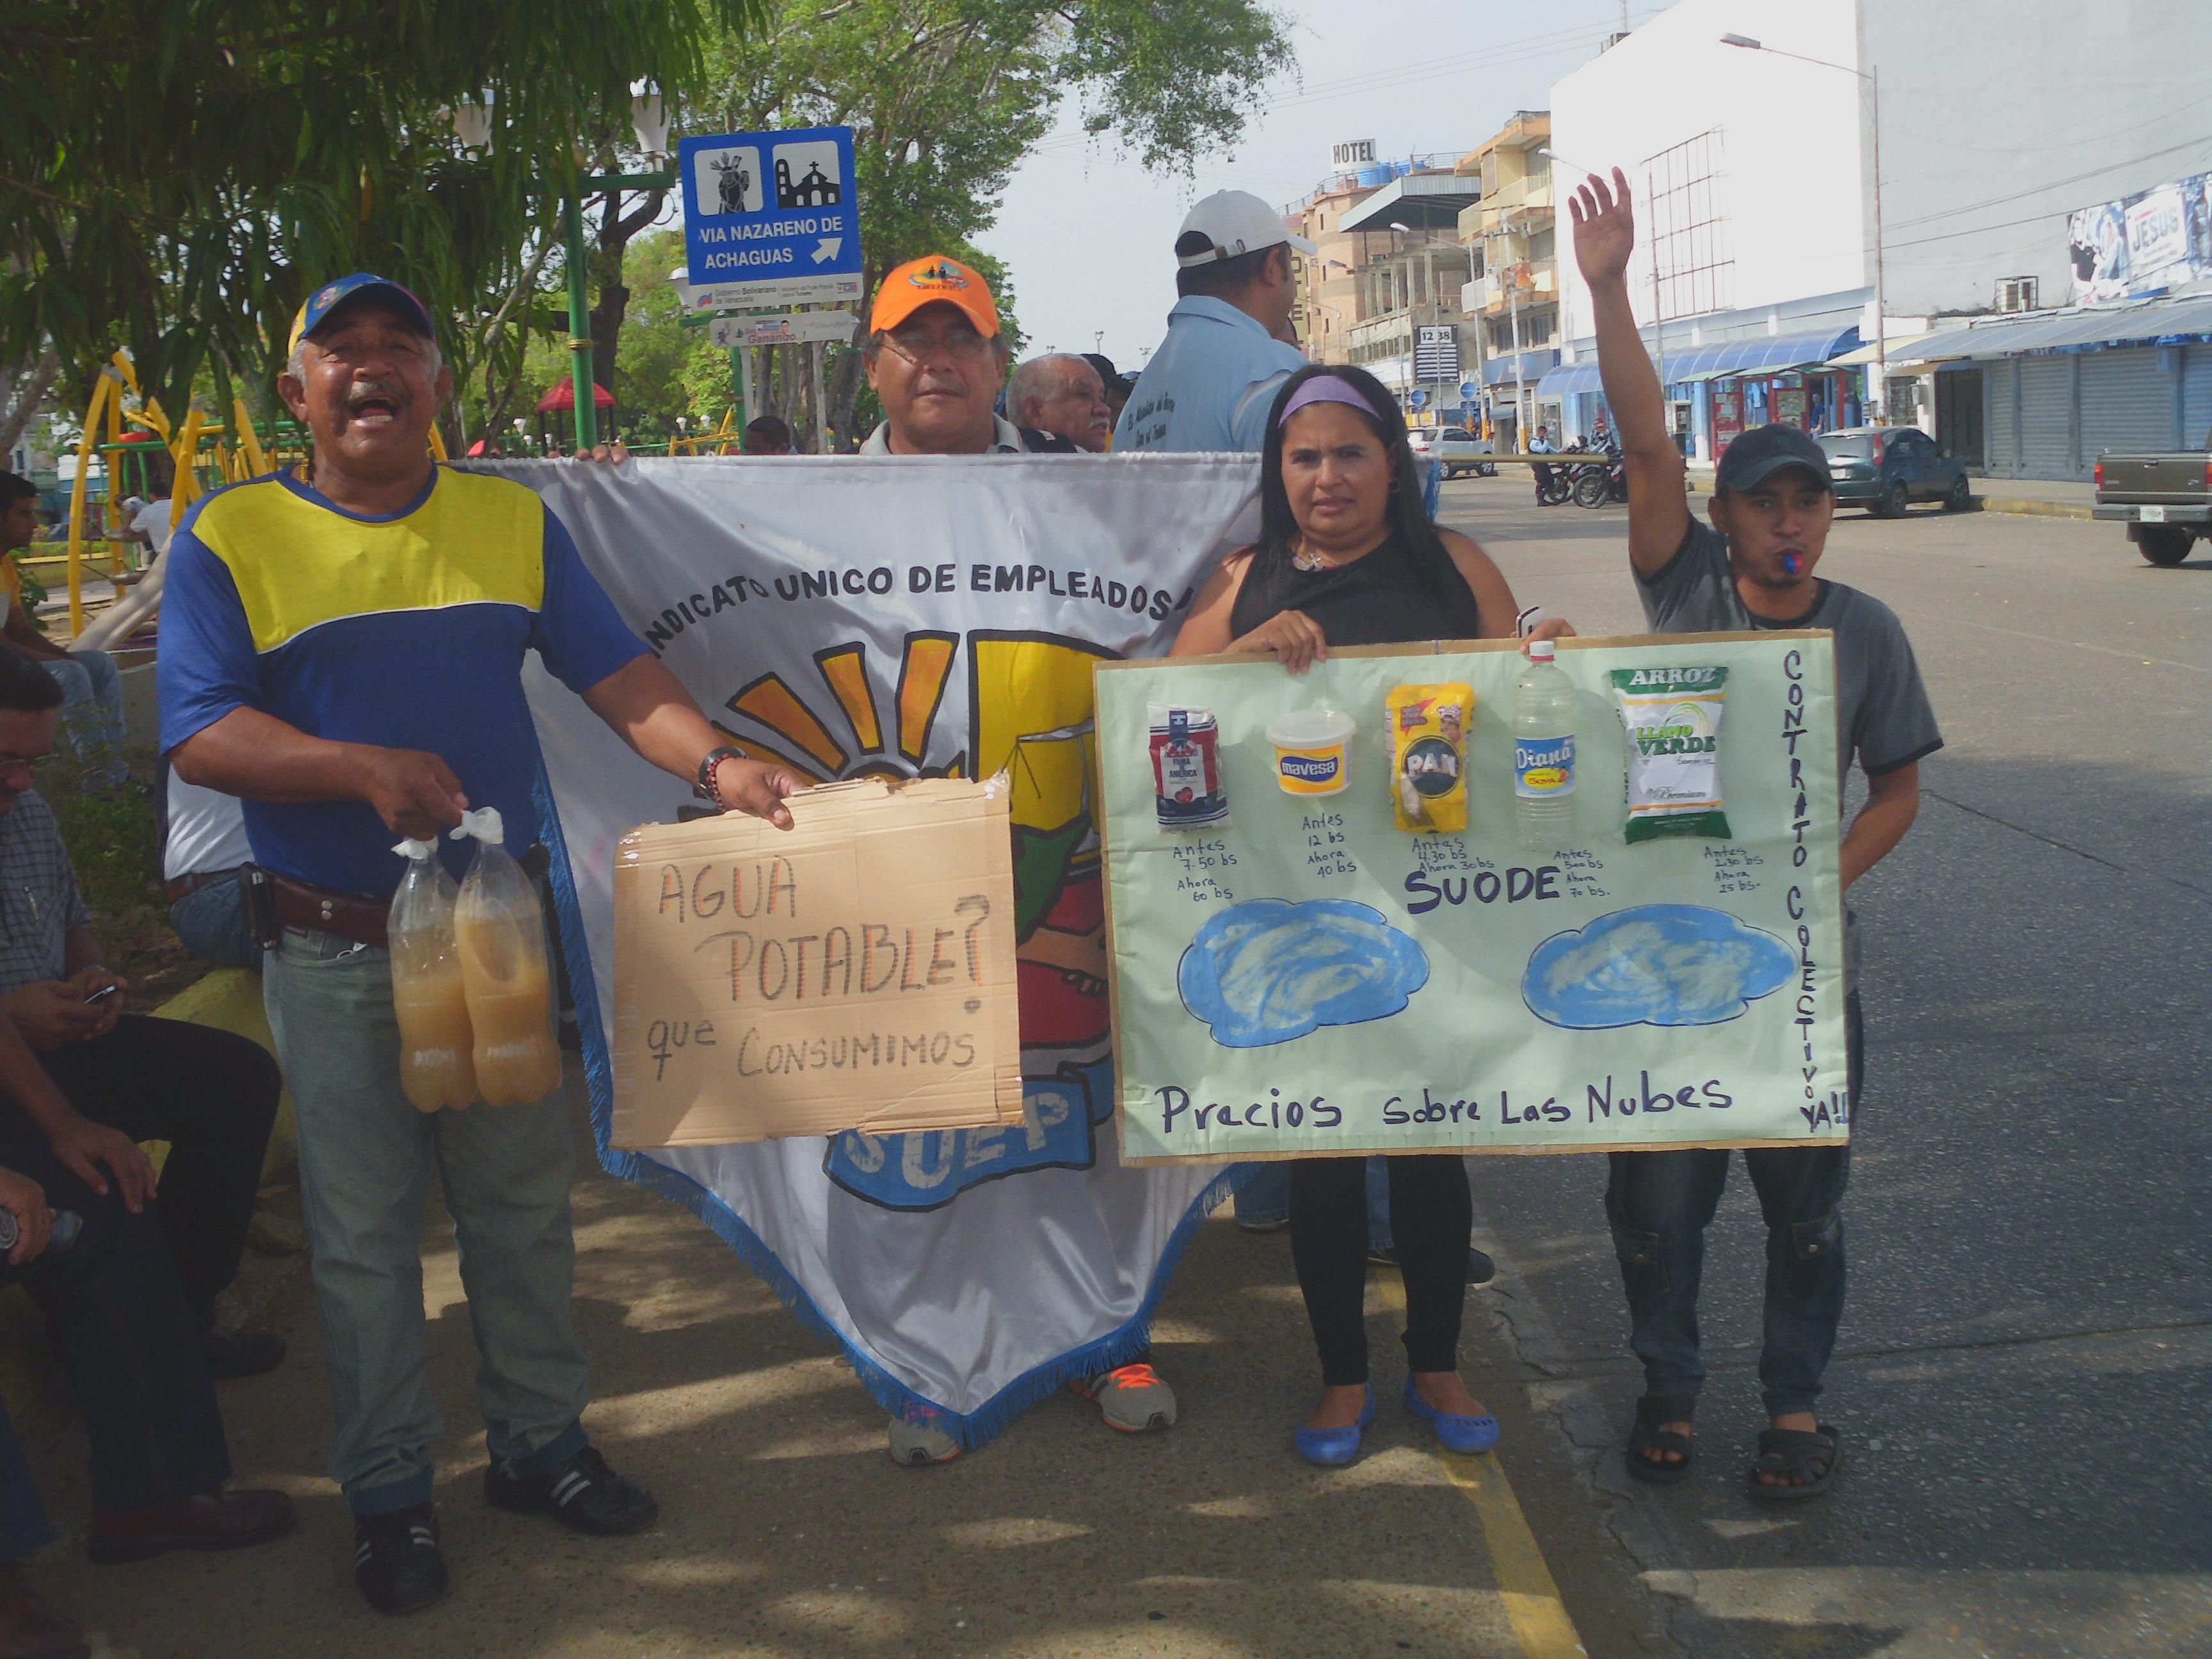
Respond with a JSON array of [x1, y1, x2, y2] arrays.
[[1386, 682, 1472, 833]]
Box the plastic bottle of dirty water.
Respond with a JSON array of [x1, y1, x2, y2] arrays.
[[1514, 639, 1579, 851], [389, 837, 479, 1112], [451, 809, 563, 1108]]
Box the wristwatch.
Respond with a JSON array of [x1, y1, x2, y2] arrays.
[[694, 746, 746, 810]]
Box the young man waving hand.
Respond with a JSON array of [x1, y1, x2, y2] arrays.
[[1571, 169, 1943, 1501]]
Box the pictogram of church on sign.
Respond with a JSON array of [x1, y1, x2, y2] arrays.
[[776, 159, 842, 210]]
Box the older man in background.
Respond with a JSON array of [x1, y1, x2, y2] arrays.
[[1008, 353, 1112, 453]]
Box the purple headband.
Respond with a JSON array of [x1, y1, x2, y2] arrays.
[[1278, 374, 1384, 428]]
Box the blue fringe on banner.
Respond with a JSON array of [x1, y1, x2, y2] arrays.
[[533, 773, 1246, 1450]]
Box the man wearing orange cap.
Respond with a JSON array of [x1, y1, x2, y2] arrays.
[[860, 256, 1075, 456], [853, 255, 1176, 1468]]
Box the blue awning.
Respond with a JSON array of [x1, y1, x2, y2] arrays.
[[1482, 348, 1559, 387], [1536, 362, 1604, 397], [1657, 325, 1860, 380]]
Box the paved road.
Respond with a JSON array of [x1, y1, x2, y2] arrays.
[[1439, 476, 2212, 1658], [21, 479, 2206, 1659]]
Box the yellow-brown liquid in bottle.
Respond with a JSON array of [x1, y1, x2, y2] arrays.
[[392, 961, 478, 1112], [453, 911, 562, 1107]]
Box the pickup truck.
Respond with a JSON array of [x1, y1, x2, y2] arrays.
[[2092, 438, 2211, 565]]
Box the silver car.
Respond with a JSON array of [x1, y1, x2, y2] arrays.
[[1407, 426, 1496, 478]]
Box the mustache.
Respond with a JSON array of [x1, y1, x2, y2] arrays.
[[343, 380, 409, 410]]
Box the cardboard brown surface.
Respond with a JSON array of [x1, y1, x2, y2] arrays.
[[611, 777, 1024, 1150]]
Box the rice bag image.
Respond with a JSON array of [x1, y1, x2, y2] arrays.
[[1611, 666, 1732, 843], [1386, 682, 1472, 832]]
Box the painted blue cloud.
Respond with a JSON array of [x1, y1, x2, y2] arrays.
[[1523, 904, 1794, 1030], [1178, 899, 1430, 1049]]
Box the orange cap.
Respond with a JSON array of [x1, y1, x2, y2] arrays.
[[869, 255, 1000, 338]]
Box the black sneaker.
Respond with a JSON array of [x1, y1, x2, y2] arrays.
[[353, 1504, 447, 1616], [202, 1326, 287, 1379], [484, 1445, 658, 1537]]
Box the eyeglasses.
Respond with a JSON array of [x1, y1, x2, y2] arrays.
[[880, 328, 991, 364], [0, 755, 51, 779]]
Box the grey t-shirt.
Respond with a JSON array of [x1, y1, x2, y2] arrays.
[[1637, 517, 1943, 805], [1638, 517, 1943, 993]]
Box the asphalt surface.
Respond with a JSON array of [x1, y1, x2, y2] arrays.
[[1441, 476, 2212, 1658], [18, 477, 2208, 1659]]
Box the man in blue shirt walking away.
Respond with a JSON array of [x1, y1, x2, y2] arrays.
[[1114, 190, 1313, 454]]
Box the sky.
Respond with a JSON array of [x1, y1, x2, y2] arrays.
[[975, 0, 1657, 371]]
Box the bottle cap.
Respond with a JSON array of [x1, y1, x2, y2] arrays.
[[1527, 638, 1556, 662], [452, 808, 505, 846], [393, 838, 436, 860]]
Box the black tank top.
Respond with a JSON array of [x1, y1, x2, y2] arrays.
[[1226, 527, 1486, 648]]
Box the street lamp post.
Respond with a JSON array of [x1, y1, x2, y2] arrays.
[[1722, 33, 1886, 420], [448, 85, 676, 454]]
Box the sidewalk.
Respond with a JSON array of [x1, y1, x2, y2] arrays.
[[20, 1077, 1589, 1659], [1686, 465, 2096, 518]]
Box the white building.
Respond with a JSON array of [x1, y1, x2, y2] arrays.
[[1546, 0, 2212, 474]]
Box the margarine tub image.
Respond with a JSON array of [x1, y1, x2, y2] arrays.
[[1266, 708, 1356, 796]]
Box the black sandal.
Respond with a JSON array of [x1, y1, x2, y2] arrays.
[[1626, 1393, 1696, 1484], [1747, 1424, 1842, 1501]]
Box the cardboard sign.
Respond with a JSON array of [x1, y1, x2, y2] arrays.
[[610, 777, 1024, 1149]]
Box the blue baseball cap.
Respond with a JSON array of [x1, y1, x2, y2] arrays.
[[287, 273, 438, 355]]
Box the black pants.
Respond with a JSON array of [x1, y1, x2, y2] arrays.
[[0, 1144, 231, 1514], [10, 1015, 281, 1327], [1291, 1155, 1470, 1386]]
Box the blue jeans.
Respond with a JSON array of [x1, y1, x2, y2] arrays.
[[40, 649, 129, 787], [263, 927, 589, 1516], [1605, 992, 1864, 1417], [0, 1144, 230, 1523], [169, 869, 264, 970], [1236, 1158, 1395, 1251]]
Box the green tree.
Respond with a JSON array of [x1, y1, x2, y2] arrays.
[[678, 0, 1295, 448], [0, 1, 759, 439]]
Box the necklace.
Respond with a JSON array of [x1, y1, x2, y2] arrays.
[[1290, 540, 1333, 572]]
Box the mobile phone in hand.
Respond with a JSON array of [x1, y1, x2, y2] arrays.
[[81, 983, 118, 1005]]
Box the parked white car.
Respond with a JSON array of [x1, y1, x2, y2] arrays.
[[1407, 426, 1496, 478]]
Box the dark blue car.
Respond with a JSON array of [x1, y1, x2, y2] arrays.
[[1818, 426, 1973, 517]]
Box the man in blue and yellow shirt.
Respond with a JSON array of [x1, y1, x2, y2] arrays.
[[159, 274, 799, 1616]]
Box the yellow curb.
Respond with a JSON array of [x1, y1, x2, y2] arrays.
[[1377, 1270, 1589, 1659]]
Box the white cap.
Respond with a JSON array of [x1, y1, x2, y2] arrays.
[[1176, 190, 1317, 269], [1527, 639, 1556, 661]]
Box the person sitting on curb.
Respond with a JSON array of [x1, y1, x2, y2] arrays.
[[0, 474, 129, 794], [0, 1006, 292, 1659], [0, 649, 286, 1379], [1573, 166, 1942, 1500]]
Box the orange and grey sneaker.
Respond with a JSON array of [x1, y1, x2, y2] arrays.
[[1069, 1363, 1178, 1432], [887, 1413, 962, 1467]]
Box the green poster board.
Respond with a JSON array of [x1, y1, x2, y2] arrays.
[[1096, 633, 1851, 1165]]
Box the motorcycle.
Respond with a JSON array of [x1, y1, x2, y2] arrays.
[[1533, 461, 1573, 506], [1572, 451, 1628, 509]]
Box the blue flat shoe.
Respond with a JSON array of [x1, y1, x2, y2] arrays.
[[1404, 1379, 1499, 1455], [1294, 1386, 1375, 1467]]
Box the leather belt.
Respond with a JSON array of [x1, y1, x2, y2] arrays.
[[271, 876, 389, 950], [163, 870, 233, 906]]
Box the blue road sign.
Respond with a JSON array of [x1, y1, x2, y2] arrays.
[[679, 125, 862, 303]]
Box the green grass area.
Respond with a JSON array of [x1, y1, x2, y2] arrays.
[[49, 763, 163, 916]]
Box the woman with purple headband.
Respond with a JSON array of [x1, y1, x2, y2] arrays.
[[1173, 362, 1575, 1468]]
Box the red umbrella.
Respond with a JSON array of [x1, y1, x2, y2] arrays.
[[535, 380, 614, 412]]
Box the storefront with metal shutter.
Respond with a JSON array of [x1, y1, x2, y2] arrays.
[[2183, 345, 2212, 447], [2017, 358, 2076, 478], [2079, 347, 2177, 458], [1983, 360, 2017, 475]]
